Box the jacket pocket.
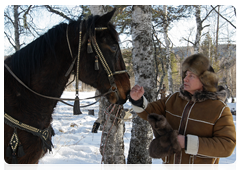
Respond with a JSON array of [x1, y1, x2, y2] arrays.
[[189, 155, 215, 170]]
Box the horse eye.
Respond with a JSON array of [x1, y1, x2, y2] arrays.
[[111, 44, 118, 52]]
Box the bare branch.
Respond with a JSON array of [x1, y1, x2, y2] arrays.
[[201, 5, 218, 23], [4, 31, 16, 50], [202, 24, 210, 30], [211, 5, 236, 29], [233, 5, 238, 22], [182, 37, 195, 45], [119, 39, 132, 44], [44, 5, 72, 21], [4, 12, 15, 26], [23, 5, 32, 29]]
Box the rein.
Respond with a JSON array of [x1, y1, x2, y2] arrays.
[[4, 63, 113, 102]]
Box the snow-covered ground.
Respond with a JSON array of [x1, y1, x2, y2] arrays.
[[39, 91, 236, 164]]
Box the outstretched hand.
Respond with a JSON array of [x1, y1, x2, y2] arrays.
[[130, 84, 144, 101]]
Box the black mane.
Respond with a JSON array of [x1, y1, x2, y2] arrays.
[[10, 22, 68, 86]]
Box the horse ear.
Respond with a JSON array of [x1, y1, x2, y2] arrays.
[[96, 8, 116, 26]]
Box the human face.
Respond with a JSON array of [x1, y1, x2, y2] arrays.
[[183, 71, 203, 94]]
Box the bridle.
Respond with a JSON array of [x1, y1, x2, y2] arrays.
[[64, 20, 128, 114]]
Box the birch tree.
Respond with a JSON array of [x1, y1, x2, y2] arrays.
[[193, 5, 218, 53], [4, 5, 39, 53], [90, 6, 126, 164], [194, 5, 203, 53], [163, 5, 173, 93], [127, 5, 156, 164]]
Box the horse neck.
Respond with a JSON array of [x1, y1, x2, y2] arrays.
[[29, 48, 73, 128], [31, 46, 73, 100]]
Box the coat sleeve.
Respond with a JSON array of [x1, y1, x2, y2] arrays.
[[186, 106, 236, 158], [131, 96, 167, 121]]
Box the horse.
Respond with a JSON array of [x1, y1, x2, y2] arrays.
[[4, 8, 130, 164]]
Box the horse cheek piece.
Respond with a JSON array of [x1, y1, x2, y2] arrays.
[[71, 18, 128, 115]]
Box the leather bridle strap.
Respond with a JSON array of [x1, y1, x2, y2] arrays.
[[4, 63, 113, 101]]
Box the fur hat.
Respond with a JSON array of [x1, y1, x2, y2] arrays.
[[182, 53, 218, 92]]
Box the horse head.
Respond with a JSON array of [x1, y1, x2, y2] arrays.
[[70, 9, 131, 104]]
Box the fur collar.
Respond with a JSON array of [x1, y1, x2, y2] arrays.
[[178, 85, 228, 103]]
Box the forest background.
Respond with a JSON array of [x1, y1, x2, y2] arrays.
[[3, 5, 236, 99]]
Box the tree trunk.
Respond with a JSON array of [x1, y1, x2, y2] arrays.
[[215, 5, 220, 60], [89, 5, 107, 16], [13, 5, 20, 51], [194, 5, 202, 53], [163, 5, 173, 93], [98, 96, 126, 164], [127, 5, 155, 164], [90, 6, 126, 164]]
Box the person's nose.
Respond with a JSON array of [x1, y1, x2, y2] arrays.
[[184, 76, 188, 82]]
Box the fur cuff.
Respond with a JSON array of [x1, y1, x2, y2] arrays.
[[131, 96, 148, 113], [185, 134, 199, 155]]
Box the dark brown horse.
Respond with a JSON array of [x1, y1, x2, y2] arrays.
[[4, 9, 130, 164]]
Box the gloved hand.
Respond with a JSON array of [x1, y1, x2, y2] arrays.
[[148, 113, 181, 158]]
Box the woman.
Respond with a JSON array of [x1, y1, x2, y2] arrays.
[[129, 53, 236, 164]]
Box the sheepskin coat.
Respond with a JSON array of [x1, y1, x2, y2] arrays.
[[132, 85, 236, 164]]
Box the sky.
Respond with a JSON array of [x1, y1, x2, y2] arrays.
[[3, 5, 237, 56]]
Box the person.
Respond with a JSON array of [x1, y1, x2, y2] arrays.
[[129, 53, 236, 164]]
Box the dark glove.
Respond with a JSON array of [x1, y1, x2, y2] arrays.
[[147, 113, 181, 159]]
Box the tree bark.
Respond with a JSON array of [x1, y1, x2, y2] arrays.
[[89, 5, 107, 16], [194, 5, 202, 53], [127, 5, 155, 164], [163, 5, 173, 93], [98, 96, 126, 164], [215, 5, 220, 59], [13, 5, 20, 51]]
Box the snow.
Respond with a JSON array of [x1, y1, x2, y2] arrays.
[[39, 91, 236, 164]]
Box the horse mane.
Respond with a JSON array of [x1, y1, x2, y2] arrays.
[[10, 22, 68, 86]]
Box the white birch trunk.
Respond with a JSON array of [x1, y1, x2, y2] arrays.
[[163, 5, 173, 93], [127, 5, 155, 164], [98, 96, 126, 164], [13, 5, 20, 51], [194, 5, 202, 54], [89, 5, 107, 15], [90, 6, 126, 164]]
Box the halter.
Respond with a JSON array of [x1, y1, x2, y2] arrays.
[[65, 21, 128, 114]]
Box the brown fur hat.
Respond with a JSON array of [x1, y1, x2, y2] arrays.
[[148, 113, 181, 159], [182, 53, 218, 92]]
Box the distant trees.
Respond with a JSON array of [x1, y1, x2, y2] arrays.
[[4, 5, 38, 52]]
